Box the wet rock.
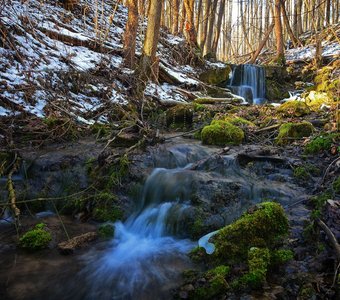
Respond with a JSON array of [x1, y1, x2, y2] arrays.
[[58, 232, 97, 254]]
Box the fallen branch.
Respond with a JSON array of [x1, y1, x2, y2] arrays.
[[7, 153, 20, 221], [255, 123, 281, 134], [316, 218, 340, 263]]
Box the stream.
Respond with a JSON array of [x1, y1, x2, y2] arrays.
[[0, 138, 307, 300]]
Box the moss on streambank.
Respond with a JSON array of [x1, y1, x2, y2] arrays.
[[19, 223, 52, 251], [181, 202, 292, 298], [201, 120, 244, 146], [276, 122, 314, 145]]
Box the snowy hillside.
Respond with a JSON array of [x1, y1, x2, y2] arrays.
[[0, 0, 205, 123]]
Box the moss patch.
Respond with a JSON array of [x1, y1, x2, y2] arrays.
[[304, 133, 340, 154], [98, 224, 115, 238], [19, 223, 52, 251], [276, 122, 314, 145], [277, 100, 310, 117], [201, 120, 244, 146], [305, 91, 332, 111], [212, 202, 289, 264]]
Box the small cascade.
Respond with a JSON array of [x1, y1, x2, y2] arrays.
[[81, 166, 195, 300], [228, 64, 266, 104]]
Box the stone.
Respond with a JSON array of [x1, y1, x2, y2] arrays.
[[58, 232, 97, 254]]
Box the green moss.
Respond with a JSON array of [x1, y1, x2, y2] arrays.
[[310, 191, 331, 211], [106, 154, 130, 189], [305, 91, 332, 111], [214, 115, 255, 127], [270, 249, 294, 265], [201, 120, 244, 146], [277, 101, 310, 117], [166, 104, 193, 129], [212, 202, 289, 264], [293, 164, 320, 181], [304, 133, 340, 154], [98, 224, 115, 238], [193, 266, 229, 299], [19, 223, 52, 251], [93, 206, 123, 222], [276, 122, 314, 145]]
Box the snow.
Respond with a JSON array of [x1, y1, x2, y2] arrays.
[[0, 107, 13, 116], [161, 65, 200, 86], [145, 83, 187, 105], [285, 41, 340, 62]]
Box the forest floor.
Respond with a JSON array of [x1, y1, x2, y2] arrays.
[[0, 0, 339, 299]]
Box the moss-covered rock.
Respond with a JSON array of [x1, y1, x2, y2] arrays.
[[166, 104, 193, 129], [19, 223, 52, 251], [270, 249, 294, 265], [215, 115, 255, 127], [199, 65, 231, 85], [192, 265, 230, 299], [237, 247, 270, 289], [277, 100, 311, 117], [314, 61, 340, 101], [276, 122, 314, 145], [212, 202, 289, 264], [304, 133, 340, 154], [201, 120, 244, 146], [305, 91, 332, 111]]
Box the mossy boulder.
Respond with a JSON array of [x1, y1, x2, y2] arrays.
[[201, 120, 244, 146], [266, 79, 290, 101], [304, 133, 340, 154], [314, 62, 340, 101], [192, 265, 230, 299], [199, 65, 231, 85], [276, 122, 314, 145], [166, 104, 193, 129], [237, 247, 270, 289], [215, 114, 255, 127], [212, 202, 289, 264], [277, 100, 311, 117], [305, 91, 332, 111], [19, 223, 52, 251]]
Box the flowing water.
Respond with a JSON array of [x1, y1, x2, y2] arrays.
[[228, 64, 266, 104], [0, 140, 306, 300]]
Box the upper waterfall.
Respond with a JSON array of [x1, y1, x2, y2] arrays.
[[228, 64, 266, 104]]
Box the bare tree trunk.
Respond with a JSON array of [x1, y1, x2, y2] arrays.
[[212, 0, 226, 56], [325, 0, 330, 24], [179, 2, 186, 34], [274, 0, 285, 65], [172, 0, 180, 34], [281, 0, 301, 47], [123, 0, 139, 68], [295, 0, 303, 35], [204, 0, 218, 55], [195, 0, 203, 34], [198, 0, 211, 50], [183, 0, 198, 46], [137, 0, 163, 86]]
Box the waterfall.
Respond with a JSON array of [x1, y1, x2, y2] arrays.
[[81, 167, 195, 300], [229, 64, 266, 104]]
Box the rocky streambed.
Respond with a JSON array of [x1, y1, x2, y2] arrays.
[[0, 134, 339, 299]]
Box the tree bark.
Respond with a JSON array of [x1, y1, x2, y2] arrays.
[[280, 0, 301, 47], [274, 0, 285, 65], [204, 0, 218, 55], [172, 0, 180, 35], [123, 0, 139, 68], [183, 0, 198, 46], [198, 0, 211, 50], [212, 0, 226, 56], [137, 0, 163, 90]]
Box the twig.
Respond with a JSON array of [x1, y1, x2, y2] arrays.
[[7, 153, 20, 224], [316, 218, 340, 262]]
